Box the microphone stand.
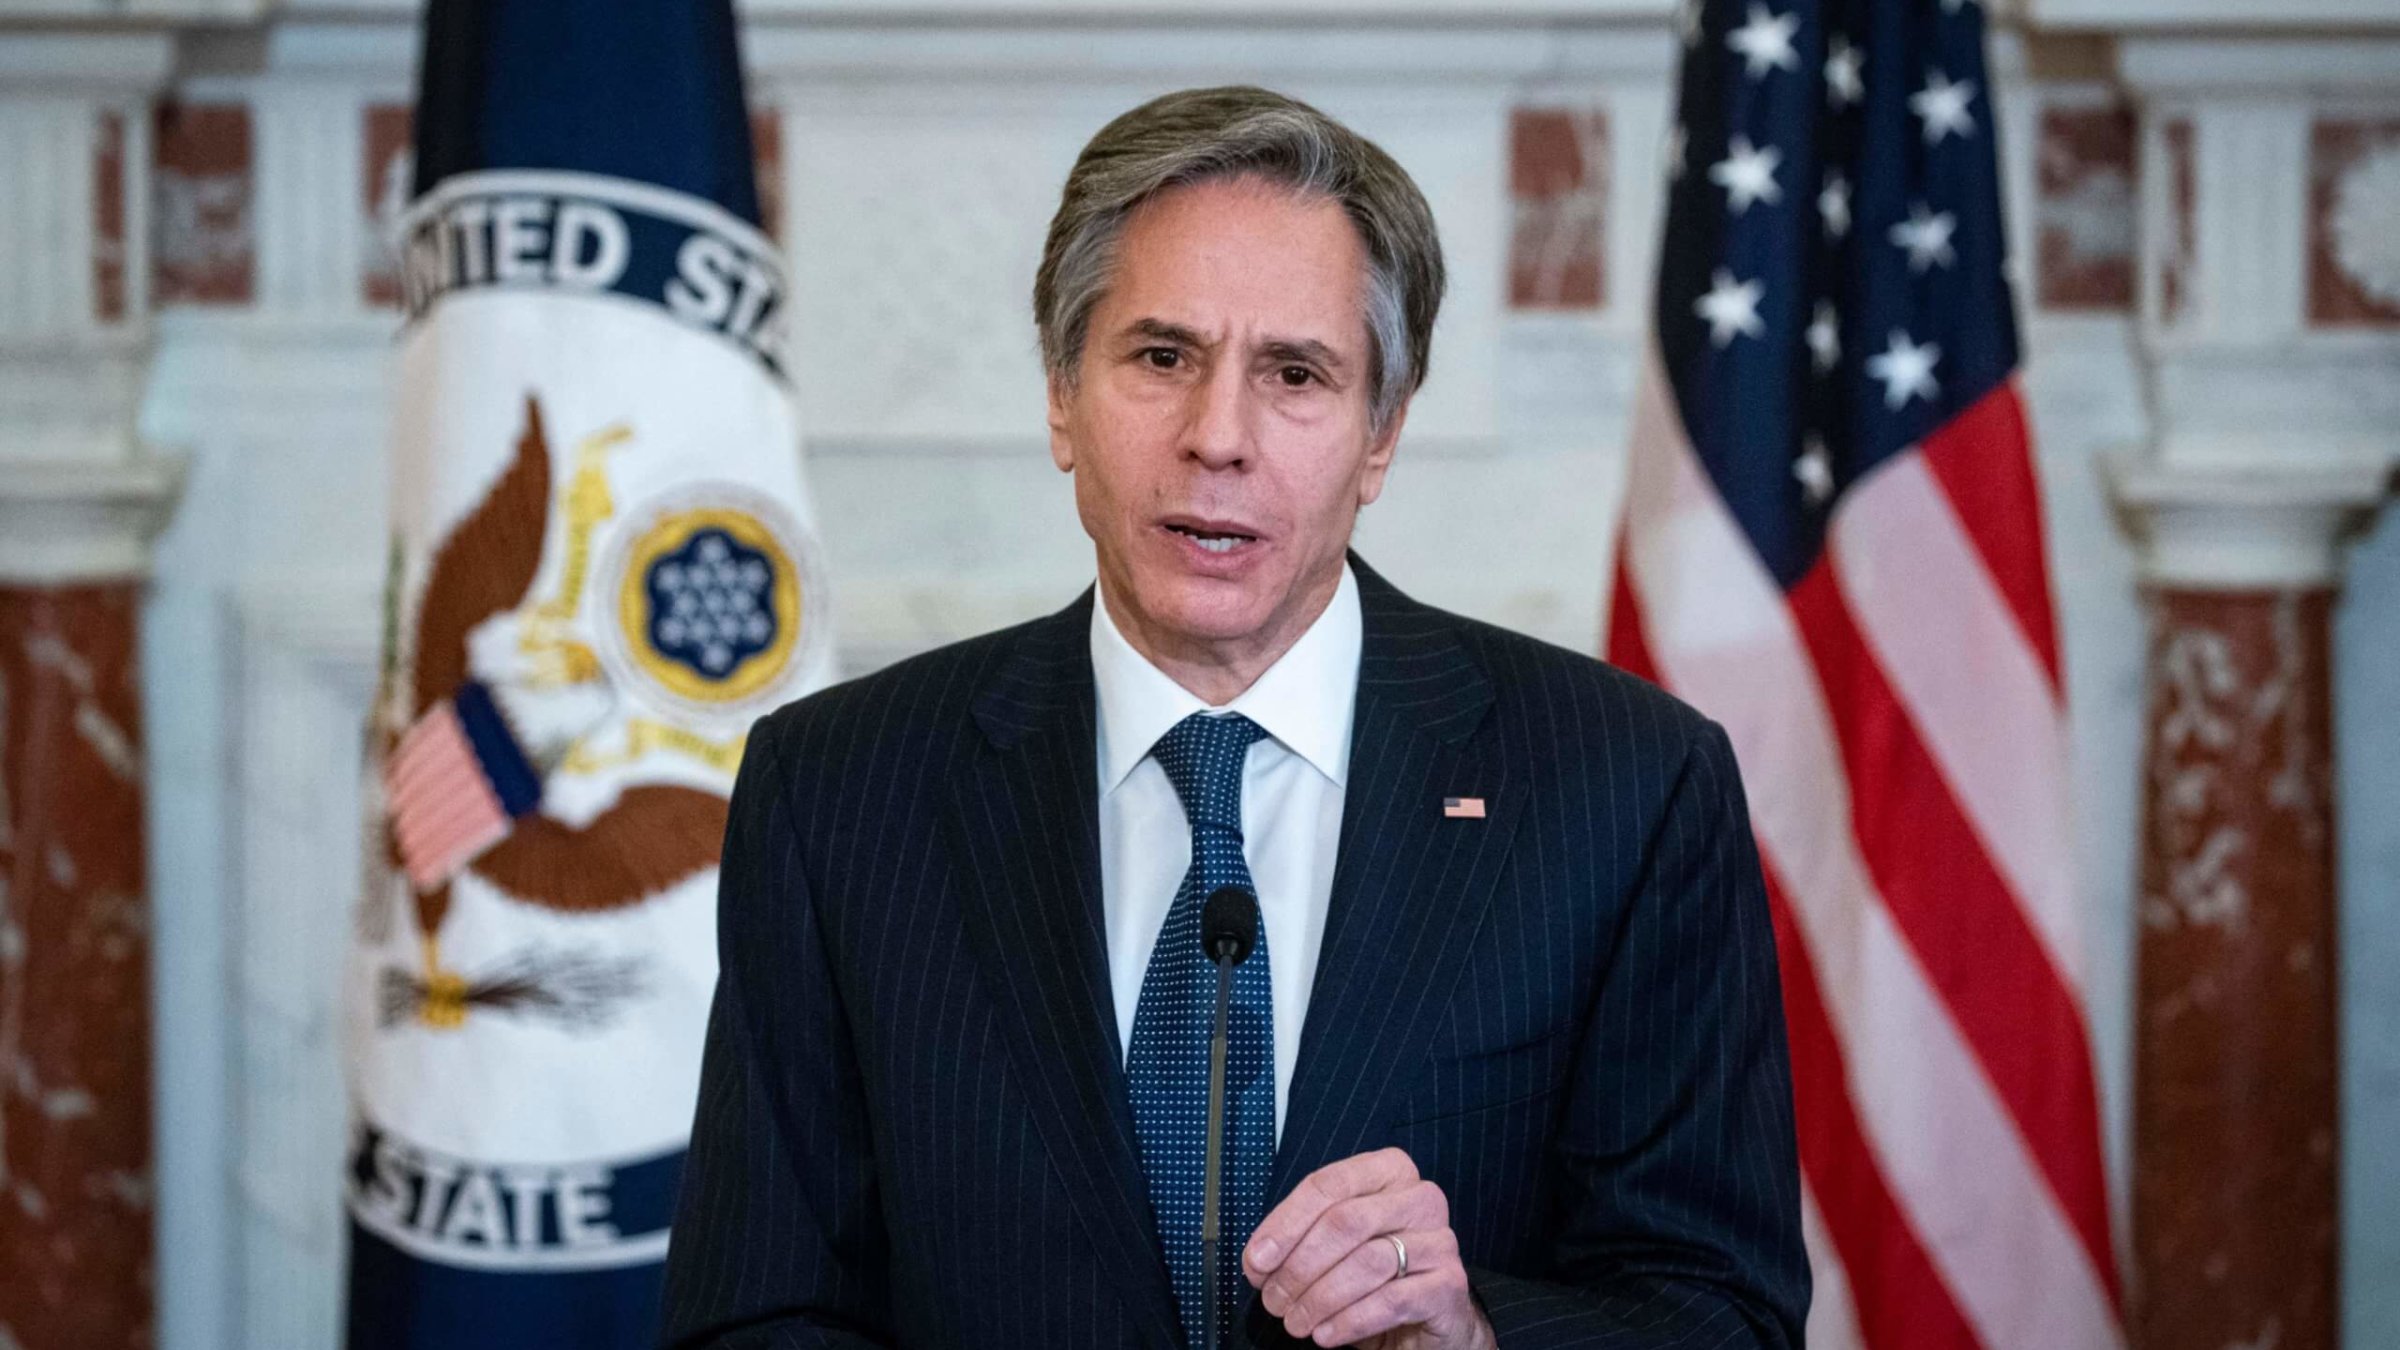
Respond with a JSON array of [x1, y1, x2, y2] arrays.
[[1196, 884, 1257, 1350], [1201, 945, 1235, 1350]]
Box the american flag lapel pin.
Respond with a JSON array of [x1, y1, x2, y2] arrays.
[[1443, 796, 1486, 819]]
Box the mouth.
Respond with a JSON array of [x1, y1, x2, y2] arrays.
[[1160, 517, 1262, 557]]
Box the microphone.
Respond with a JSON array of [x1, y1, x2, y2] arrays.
[[1198, 884, 1259, 1350], [1202, 884, 1259, 966]]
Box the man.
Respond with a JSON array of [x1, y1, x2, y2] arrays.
[[661, 87, 1807, 1349]]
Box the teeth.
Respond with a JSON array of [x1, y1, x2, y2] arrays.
[[1169, 524, 1249, 553]]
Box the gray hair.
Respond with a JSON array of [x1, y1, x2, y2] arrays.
[[1033, 86, 1446, 434]]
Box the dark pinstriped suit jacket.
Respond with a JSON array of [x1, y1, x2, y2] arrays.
[[660, 558, 1808, 1349]]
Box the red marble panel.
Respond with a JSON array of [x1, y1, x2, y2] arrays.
[[151, 101, 253, 307], [362, 104, 415, 309], [751, 106, 784, 246], [92, 111, 127, 324], [2307, 118, 2400, 328], [0, 584, 153, 1350], [2036, 102, 2136, 311], [2133, 589, 2338, 1350], [2160, 118, 2195, 325], [1507, 107, 1606, 311]]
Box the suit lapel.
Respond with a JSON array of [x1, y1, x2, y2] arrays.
[[1269, 561, 1527, 1205], [943, 593, 1181, 1350]]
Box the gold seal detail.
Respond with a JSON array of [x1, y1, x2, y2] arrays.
[[614, 505, 801, 706]]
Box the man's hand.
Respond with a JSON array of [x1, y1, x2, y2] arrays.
[[1242, 1148, 1496, 1349]]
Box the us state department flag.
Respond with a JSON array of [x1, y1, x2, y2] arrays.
[[349, 1, 830, 1345]]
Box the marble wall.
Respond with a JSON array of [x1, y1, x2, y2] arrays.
[[0, 584, 154, 1349]]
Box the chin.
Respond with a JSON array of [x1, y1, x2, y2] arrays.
[[1128, 570, 1281, 645]]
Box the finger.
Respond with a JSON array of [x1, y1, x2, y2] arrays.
[[1279, 1227, 1458, 1341], [1245, 1148, 1419, 1278], [1306, 1266, 1475, 1348], [1257, 1194, 1407, 1320], [1258, 1181, 1447, 1315], [1259, 1189, 1408, 1311]]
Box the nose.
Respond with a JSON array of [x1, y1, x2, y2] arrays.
[[1181, 358, 1252, 471]]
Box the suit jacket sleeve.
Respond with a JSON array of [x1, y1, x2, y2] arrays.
[[1468, 719, 1809, 1349], [659, 716, 896, 1349]]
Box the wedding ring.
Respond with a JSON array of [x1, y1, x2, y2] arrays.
[[1386, 1232, 1408, 1281]]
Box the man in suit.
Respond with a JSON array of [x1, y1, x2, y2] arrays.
[[660, 86, 1808, 1349]]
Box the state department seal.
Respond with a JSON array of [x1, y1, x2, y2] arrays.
[[600, 487, 821, 726]]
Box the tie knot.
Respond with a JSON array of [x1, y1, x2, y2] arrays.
[[1151, 712, 1267, 831]]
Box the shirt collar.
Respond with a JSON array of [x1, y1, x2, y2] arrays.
[[1090, 562, 1362, 795]]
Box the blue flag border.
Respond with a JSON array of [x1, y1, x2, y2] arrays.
[[346, 1115, 685, 1275], [394, 167, 791, 382]]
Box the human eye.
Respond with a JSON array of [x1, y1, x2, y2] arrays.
[[1274, 364, 1319, 389], [1138, 346, 1183, 371]]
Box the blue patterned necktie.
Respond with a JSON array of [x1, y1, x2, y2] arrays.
[[1128, 711, 1275, 1349]]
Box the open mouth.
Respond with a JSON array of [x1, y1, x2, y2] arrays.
[[1164, 522, 1258, 555]]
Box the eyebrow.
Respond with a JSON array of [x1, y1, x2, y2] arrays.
[[1120, 317, 1350, 373], [1125, 317, 1205, 348], [1260, 337, 1346, 373]]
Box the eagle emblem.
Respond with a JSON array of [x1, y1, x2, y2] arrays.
[[377, 393, 812, 1031]]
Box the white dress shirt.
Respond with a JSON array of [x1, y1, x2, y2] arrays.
[[1091, 564, 1361, 1144]]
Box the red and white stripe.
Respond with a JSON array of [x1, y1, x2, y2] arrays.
[[384, 700, 511, 891], [1609, 347, 2122, 1350]]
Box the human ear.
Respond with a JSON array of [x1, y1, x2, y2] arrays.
[[1355, 401, 1408, 507], [1046, 373, 1077, 473]]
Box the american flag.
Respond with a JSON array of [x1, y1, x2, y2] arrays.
[[384, 680, 541, 892], [1606, 3, 2123, 1348]]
